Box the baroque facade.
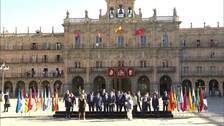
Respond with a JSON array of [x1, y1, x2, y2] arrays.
[[0, 0, 224, 97]]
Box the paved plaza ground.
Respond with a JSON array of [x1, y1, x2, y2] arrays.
[[0, 97, 223, 126]]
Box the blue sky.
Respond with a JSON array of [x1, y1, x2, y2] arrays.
[[1, 0, 223, 33]]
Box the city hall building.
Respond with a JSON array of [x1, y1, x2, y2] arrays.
[[0, 0, 224, 97]]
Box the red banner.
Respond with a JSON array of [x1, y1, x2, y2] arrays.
[[108, 68, 115, 77], [117, 68, 126, 77], [127, 68, 134, 77]]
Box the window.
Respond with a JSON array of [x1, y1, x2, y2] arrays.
[[31, 68, 35, 77], [109, 7, 114, 18], [118, 61, 124, 67], [210, 52, 215, 58], [31, 55, 37, 63], [210, 66, 216, 71], [43, 42, 49, 50], [56, 55, 61, 62], [140, 60, 147, 68], [140, 36, 146, 48], [162, 60, 168, 67], [196, 66, 202, 73], [182, 40, 186, 47], [96, 36, 102, 48], [43, 68, 48, 77], [56, 43, 62, 50], [31, 43, 37, 50], [96, 61, 103, 68], [162, 32, 169, 47], [117, 4, 124, 18], [127, 7, 133, 18], [196, 40, 200, 47], [75, 62, 81, 68], [43, 55, 48, 63], [74, 33, 81, 48], [117, 36, 124, 47], [183, 66, 189, 73]]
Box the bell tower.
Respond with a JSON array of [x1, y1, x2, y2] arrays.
[[105, 0, 136, 19]]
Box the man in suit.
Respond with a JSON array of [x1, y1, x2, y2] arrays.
[[95, 93, 102, 112], [162, 91, 169, 112], [109, 91, 116, 112], [63, 90, 72, 119], [102, 92, 109, 112], [87, 92, 95, 112]]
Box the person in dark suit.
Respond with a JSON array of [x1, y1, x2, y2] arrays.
[[120, 92, 127, 112], [116, 91, 122, 112], [102, 92, 109, 112], [137, 91, 142, 111], [70, 93, 76, 112], [78, 95, 86, 120], [63, 90, 72, 119], [95, 93, 102, 112], [4, 91, 10, 112], [162, 91, 169, 112], [87, 92, 95, 112], [142, 92, 151, 112], [109, 91, 116, 112], [152, 93, 159, 112]]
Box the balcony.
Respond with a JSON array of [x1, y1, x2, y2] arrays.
[[0, 44, 64, 51], [91, 67, 107, 73], [181, 56, 224, 62], [6, 58, 64, 64], [135, 66, 154, 73], [181, 71, 224, 77], [68, 67, 86, 73], [3, 72, 64, 79], [157, 66, 176, 73], [181, 42, 224, 48]]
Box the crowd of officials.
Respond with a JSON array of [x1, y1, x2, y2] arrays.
[[63, 89, 170, 120]]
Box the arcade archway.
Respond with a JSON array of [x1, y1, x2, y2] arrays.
[[209, 79, 219, 96], [42, 80, 50, 97], [195, 79, 205, 90], [15, 81, 25, 97], [54, 80, 62, 96], [72, 76, 84, 96], [93, 76, 106, 93], [160, 75, 172, 96], [182, 79, 192, 95], [4, 81, 13, 96], [138, 76, 150, 94], [112, 78, 131, 92]]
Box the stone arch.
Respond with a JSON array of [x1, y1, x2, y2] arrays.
[[72, 76, 84, 96], [15, 81, 25, 97], [195, 79, 205, 90], [137, 75, 150, 95], [160, 75, 172, 96], [93, 76, 106, 93], [29, 81, 38, 97], [54, 80, 63, 96], [209, 79, 220, 96], [41, 80, 50, 97], [4, 81, 13, 97], [182, 79, 192, 95]]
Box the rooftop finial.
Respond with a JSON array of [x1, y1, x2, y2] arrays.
[[27, 27, 29, 34], [66, 10, 69, 19], [15, 27, 17, 35], [52, 26, 54, 35], [99, 9, 102, 17], [204, 22, 206, 28], [173, 7, 177, 17], [139, 8, 142, 18], [190, 23, 192, 28], [85, 10, 89, 18], [217, 22, 219, 28], [153, 8, 157, 17]]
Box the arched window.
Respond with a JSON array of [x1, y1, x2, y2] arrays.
[[117, 36, 124, 47]]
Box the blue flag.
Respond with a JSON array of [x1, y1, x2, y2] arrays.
[[16, 89, 21, 113]]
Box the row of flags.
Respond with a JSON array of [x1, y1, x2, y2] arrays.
[[16, 88, 59, 113], [168, 87, 205, 112]]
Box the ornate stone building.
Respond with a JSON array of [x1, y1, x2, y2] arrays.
[[0, 0, 224, 97]]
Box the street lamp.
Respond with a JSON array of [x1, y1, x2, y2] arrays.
[[0, 63, 9, 101]]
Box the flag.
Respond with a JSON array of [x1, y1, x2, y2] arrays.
[[180, 88, 186, 112], [173, 87, 177, 111], [16, 89, 21, 113], [35, 89, 41, 112], [183, 89, 187, 112], [199, 88, 204, 112], [54, 92, 59, 112], [188, 89, 193, 112], [192, 88, 196, 111], [20, 88, 25, 113], [135, 28, 145, 36], [196, 88, 200, 112], [176, 87, 181, 111], [43, 88, 48, 111], [47, 89, 52, 110], [27, 88, 33, 112], [168, 87, 175, 112]]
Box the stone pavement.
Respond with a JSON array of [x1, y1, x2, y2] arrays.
[[0, 97, 223, 126]]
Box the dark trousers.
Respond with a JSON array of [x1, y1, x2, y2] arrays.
[[120, 104, 126, 112], [4, 104, 9, 112], [163, 103, 168, 112], [116, 103, 120, 112], [137, 102, 141, 111], [104, 103, 109, 112], [96, 105, 102, 112], [109, 104, 114, 112], [65, 107, 71, 118], [153, 106, 159, 112], [88, 103, 94, 112], [133, 105, 138, 113], [143, 103, 151, 112]]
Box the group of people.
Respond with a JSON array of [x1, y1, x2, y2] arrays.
[[0, 91, 11, 112], [63, 89, 171, 120]]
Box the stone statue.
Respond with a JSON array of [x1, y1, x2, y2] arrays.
[[173, 8, 177, 16], [99, 9, 102, 17], [66, 10, 69, 19], [153, 8, 157, 17], [85, 10, 88, 18], [139, 8, 142, 17]]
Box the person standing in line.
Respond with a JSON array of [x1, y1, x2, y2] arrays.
[[95, 93, 102, 112], [126, 96, 134, 120], [87, 92, 95, 112], [102, 92, 109, 112], [132, 93, 138, 113], [109, 91, 116, 112], [152, 92, 159, 112], [78, 95, 86, 120], [63, 90, 72, 119], [70, 93, 76, 112], [137, 91, 142, 111], [162, 91, 169, 112], [4, 91, 10, 112]]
